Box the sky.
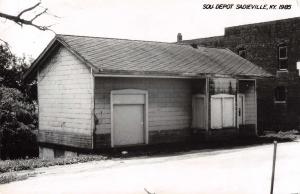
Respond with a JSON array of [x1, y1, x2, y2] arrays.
[[1, 0, 300, 59]]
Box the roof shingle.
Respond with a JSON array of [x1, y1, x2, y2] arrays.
[[31, 34, 272, 78]]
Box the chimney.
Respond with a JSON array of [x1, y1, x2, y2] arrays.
[[177, 33, 182, 42]]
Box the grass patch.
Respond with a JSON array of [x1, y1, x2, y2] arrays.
[[0, 155, 107, 184], [262, 130, 299, 141], [0, 172, 35, 184], [0, 155, 107, 174]]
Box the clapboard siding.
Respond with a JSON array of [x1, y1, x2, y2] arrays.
[[38, 130, 92, 149], [245, 84, 256, 125], [94, 78, 192, 139], [38, 47, 93, 148]]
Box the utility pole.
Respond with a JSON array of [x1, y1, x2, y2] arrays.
[[270, 141, 277, 194]]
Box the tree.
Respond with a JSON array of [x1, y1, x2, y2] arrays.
[[0, 1, 58, 52], [0, 86, 38, 159], [0, 2, 57, 159], [0, 44, 36, 100], [0, 1, 56, 32], [0, 44, 38, 159], [0, 1, 52, 159]]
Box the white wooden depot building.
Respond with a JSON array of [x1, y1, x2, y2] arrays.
[[24, 34, 271, 158]]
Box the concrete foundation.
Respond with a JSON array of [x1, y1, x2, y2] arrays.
[[39, 146, 78, 159], [39, 147, 54, 160]]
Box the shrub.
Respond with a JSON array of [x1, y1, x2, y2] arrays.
[[0, 86, 38, 160], [0, 155, 107, 173]]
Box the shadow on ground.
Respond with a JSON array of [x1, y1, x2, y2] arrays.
[[104, 131, 299, 159]]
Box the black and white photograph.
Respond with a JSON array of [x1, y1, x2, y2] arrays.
[[1, 0, 300, 193]]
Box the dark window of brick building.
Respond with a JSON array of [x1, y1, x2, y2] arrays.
[[274, 86, 286, 102], [278, 46, 288, 70], [238, 48, 246, 58]]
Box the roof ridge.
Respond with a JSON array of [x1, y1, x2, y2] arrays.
[[178, 43, 228, 49], [181, 35, 224, 41], [56, 33, 230, 52], [56, 33, 182, 46]]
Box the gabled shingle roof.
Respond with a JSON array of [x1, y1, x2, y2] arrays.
[[24, 34, 272, 80]]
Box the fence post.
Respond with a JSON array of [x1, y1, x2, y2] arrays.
[[270, 141, 277, 194]]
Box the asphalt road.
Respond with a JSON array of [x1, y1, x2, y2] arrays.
[[1, 141, 300, 194]]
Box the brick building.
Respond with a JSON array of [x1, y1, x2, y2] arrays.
[[182, 17, 300, 132]]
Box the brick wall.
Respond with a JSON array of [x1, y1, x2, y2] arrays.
[[224, 19, 300, 76]]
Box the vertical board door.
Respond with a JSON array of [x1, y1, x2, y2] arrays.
[[222, 98, 235, 127], [211, 94, 235, 129], [113, 104, 144, 146], [211, 98, 222, 129], [192, 96, 205, 129], [238, 94, 245, 126]]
